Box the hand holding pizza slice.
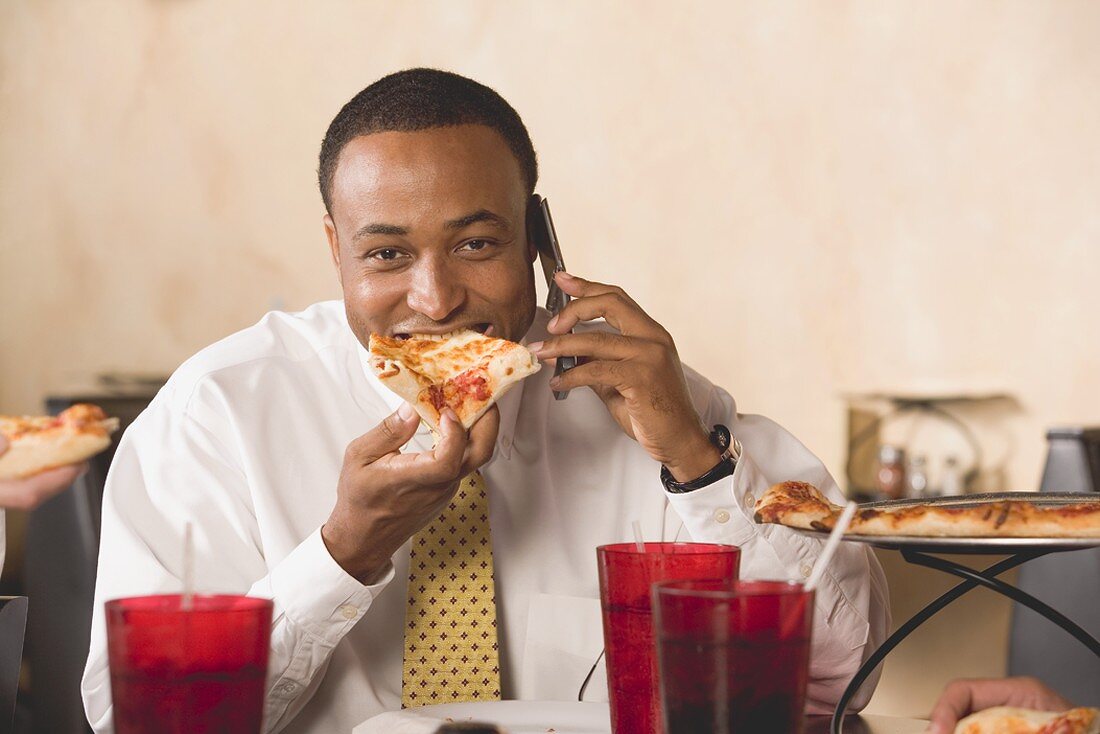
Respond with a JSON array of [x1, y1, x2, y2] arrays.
[[953, 706, 1099, 734], [0, 403, 118, 481]]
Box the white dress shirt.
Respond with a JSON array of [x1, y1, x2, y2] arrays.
[[82, 301, 889, 733]]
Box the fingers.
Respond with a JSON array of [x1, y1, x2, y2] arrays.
[[549, 273, 666, 340], [927, 679, 973, 734], [0, 434, 7, 456], [926, 677, 1073, 734], [546, 359, 631, 394], [347, 403, 421, 465], [464, 405, 500, 470], [422, 409, 469, 479], [553, 271, 636, 301], [0, 462, 86, 510], [529, 330, 636, 362]]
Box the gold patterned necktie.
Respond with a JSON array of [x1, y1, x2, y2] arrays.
[[402, 471, 501, 707]]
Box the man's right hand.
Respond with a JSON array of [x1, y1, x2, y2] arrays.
[[926, 677, 1073, 734], [321, 402, 501, 584]]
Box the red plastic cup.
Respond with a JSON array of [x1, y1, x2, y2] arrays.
[[597, 542, 741, 734], [106, 594, 273, 734], [653, 579, 814, 734]]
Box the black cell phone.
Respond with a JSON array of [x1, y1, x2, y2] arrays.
[[527, 194, 576, 400]]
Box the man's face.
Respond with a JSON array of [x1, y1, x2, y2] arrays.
[[324, 124, 537, 347]]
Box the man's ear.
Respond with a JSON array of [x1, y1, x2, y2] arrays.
[[324, 213, 341, 270]]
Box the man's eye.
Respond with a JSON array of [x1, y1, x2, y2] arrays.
[[459, 239, 492, 252], [369, 248, 403, 261]]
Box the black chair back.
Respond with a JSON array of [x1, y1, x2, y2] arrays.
[[1008, 426, 1100, 705]]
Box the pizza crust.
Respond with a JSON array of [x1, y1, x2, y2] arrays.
[[0, 404, 119, 480], [369, 329, 541, 432], [754, 482, 1100, 539]]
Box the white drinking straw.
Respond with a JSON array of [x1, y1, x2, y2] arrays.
[[182, 521, 194, 611], [805, 501, 859, 592], [632, 520, 646, 553]]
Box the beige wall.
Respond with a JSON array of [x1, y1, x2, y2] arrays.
[[3, 0, 1099, 717]]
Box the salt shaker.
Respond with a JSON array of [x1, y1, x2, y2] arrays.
[[876, 445, 907, 499]]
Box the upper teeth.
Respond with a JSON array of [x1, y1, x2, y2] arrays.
[[408, 329, 476, 341]]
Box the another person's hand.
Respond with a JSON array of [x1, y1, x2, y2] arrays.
[[0, 434, 87, 509], [529, 271, 719, 482], [927, 677, 1072, 734], [321, 403, 500, 584]]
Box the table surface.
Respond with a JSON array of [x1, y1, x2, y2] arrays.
[[354, 702, 928, 734], [806, 714, 929, 734]]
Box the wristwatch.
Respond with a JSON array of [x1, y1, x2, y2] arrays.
[[661, 424, 741, 494]]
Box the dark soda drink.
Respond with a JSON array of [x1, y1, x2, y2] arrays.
[[658, 638, 809, 734], [597, 543, 740, 734], [106, 594, 272, 734], [654, 580, 813, 734]]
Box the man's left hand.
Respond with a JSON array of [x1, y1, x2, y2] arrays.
[[528, 271, 720, 483]]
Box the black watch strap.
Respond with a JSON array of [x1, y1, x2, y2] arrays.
[[661, 424, 741, 494]]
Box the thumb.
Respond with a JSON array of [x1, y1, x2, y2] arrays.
[[348, 403, 420, 465], [928, 701, 963, 734]]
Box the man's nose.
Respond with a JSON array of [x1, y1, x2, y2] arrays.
[[406, 257, 465, 322]]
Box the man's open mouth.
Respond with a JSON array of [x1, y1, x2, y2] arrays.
[[394, 323, 492, 340]]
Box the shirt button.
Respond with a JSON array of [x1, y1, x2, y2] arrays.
[[338, 604, 359, 621], [713, 509, 731, 524], [744, 493, 755, 510], [276, 681, 299, 695], [800, 563, 813, 578]]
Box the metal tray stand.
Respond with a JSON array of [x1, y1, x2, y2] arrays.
[[800, 493, 1100, 734]]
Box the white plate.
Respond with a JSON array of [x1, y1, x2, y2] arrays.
[[353, 701, 610, 734]]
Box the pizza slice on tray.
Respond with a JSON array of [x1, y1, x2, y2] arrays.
[[0, 403, 119, 480], [954, 706, 1100, 734], [368, 329, 541, 432], [754, 481, 1100, 538]]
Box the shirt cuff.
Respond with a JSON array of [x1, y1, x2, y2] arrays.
[[663, 450, 763, 547], [265, 527, 395, 646]]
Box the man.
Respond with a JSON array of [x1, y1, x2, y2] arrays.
[[82, 69, 889, 732]]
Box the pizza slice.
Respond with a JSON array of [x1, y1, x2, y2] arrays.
[[0, 403, 119, 480], [753, 481, 839, 531], [754, 482, 1100, 538], [369, 329, 541, 432], [954, 706, 1100, 734]]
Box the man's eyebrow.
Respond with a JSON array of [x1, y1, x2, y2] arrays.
[[444, 210, 511, 231], [354, 222, 408, 239]]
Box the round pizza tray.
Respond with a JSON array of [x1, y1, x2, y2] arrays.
[[801, 492, 1100, 554]]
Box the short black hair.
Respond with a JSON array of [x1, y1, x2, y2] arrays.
[[318, 68, 538, 214]]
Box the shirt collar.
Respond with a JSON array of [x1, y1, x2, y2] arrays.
[[356, 333, 530, 461]]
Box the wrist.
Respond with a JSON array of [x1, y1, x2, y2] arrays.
[[321, 518, 392, 585], [663, 428, 722, 483]]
